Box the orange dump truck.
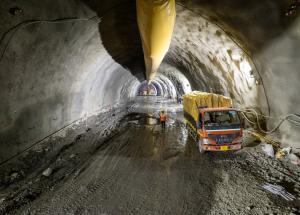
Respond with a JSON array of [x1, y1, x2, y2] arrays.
[[183, 91, 243, 153]]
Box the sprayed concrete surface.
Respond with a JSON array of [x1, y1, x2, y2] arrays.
[[0, 103, 299, 214], [1, 0, 300, 165]]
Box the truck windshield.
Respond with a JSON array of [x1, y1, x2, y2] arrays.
[[203, 110, 241, 130]]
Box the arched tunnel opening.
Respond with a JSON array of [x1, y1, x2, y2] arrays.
[[136, 81, 159, 96], [0, 0, 300, 214]]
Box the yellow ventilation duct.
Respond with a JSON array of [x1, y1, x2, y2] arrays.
[[136, 0, 176, 81]]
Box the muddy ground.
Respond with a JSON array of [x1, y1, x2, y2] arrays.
[[0, 106, 300, 214]]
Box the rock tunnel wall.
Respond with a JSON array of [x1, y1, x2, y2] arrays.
[[0, 0, 140, 163], [0, 0, 300, 163], [166, 6, 260, 107], [177, 0, 300, 150]]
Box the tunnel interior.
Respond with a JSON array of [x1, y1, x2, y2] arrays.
[[136, 81, 159, 96], [0, 0, 300, 214]]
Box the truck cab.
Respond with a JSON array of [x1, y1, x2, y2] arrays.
[[197, 107, 243, 153]]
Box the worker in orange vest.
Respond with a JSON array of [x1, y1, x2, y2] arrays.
[[159, 110, 167, 130]]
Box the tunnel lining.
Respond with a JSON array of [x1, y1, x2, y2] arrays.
[[1, 0, 300, 164], [136, 81, 159, 96]]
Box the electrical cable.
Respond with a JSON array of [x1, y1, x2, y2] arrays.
[[0, 102, 122, 168], [0, 1, 138, 167], [287, 118, 300, 126], [0, 17, 98, 63], [0, 0, 134, 63], [238, 108, 300, 134], [241, 110, 284, 134]]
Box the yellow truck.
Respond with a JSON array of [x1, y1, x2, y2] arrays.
[[183, 91, 243, 153]]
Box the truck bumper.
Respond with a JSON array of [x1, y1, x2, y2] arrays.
[[201, 143, 242, 152]]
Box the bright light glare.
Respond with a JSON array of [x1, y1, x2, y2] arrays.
[[240, 60, 252, 74]]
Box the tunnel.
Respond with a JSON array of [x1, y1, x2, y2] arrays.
[[0, 0, 300, 214]]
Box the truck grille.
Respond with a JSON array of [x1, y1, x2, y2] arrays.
[[208, 133, 238, 144]]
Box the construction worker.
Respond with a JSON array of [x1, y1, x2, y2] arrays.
[[159, 110, 167, 130]]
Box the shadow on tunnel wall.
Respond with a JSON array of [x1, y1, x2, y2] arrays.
[[80, 0, 146, 82]]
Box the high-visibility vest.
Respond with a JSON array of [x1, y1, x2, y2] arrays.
[[160, 114, 166, 122]]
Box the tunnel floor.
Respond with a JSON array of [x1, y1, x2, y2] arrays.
[[0, 106, 300, 214]]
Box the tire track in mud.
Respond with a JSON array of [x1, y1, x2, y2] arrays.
[[17, 137, 121, 213], [24, 126, 145, 214], [59, 144, 132, 212], [26, 154, 123, 214]]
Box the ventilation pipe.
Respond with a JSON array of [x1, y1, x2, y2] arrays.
[[136, 0, 176, 81]]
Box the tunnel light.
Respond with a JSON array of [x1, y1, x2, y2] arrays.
[[240, 60, 252, 74], [136, 81, 158, 96], [202, 138, 210, 145], [231, 52, 241, 61]]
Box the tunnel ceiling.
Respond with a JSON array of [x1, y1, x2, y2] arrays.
[[0, 0, 300, 163]]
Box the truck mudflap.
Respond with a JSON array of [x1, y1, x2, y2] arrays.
[[201, 143, 242, 152]]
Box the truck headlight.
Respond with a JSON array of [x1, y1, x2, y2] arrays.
[[202, 138, 210, 145]]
